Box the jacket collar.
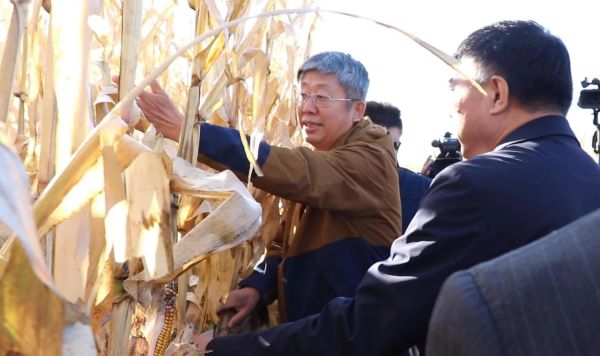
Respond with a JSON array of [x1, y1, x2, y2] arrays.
[[329, 117, 388, 150], [495, 115, 578, 151]]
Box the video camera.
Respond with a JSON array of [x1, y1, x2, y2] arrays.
[[578, 78, 600, 110], [577, 77, 600, 164], [425, 132, 462, 179], [432, 132, 462, 158]]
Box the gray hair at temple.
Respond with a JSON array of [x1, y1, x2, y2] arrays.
[[297, 51, 370, 101]]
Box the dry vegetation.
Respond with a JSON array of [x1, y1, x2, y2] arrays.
[[0, 1, 463, 354], [0, 0, 317, 354]]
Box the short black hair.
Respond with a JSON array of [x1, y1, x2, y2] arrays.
[[455, 20, 572, 115], [365, 101, 402, 130]]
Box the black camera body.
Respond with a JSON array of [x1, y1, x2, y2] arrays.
[[426, 132, 462, 179], [431, 132, 462, 158], [578, 78, 600, 110], [578, 78, 600, 163]]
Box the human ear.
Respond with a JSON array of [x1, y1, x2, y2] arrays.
[[352, 100, 366, 122], [488, 75, 510, 114]]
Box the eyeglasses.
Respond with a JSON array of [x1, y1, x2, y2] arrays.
[[298, 93, 360, 108]]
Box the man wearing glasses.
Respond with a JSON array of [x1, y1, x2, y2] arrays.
[[136, 51, 402, 346]]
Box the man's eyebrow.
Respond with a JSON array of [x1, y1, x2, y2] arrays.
[[300, 81, 331, 88]]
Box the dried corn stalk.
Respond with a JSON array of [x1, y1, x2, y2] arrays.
[[0, 0, 28, 125]]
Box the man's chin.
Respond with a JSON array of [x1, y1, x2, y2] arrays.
[[305, 136, 324, 150], [305, 134, 317, 145]]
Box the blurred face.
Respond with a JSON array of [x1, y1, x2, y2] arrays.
[[299, 71, 364, 151], [448, 57, 497, 158], [388, 127, 402, 152]]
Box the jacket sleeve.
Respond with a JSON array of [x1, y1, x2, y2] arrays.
[[206, 165, 487, 355], [198, 123, 396, 213], [197, 123, 272, 174], [237, 255, 281, 301]]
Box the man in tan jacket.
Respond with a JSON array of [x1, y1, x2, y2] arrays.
[[136, 51, 402, 349]]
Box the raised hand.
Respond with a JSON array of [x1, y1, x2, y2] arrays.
[[136, 80, 184, 141]]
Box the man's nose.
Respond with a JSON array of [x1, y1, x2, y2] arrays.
[[300, 96, 318, 112]]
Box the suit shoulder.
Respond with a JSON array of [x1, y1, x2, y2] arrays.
[[435, 152, 517, 184]]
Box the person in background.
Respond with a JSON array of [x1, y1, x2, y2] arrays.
[[192, 20, 600, 355], [365, 101, 431, 231]]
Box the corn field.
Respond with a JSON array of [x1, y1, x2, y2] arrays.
[[0, 0, 318, 354]]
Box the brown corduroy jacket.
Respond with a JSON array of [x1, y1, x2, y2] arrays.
[[198, 118, 402, 321]]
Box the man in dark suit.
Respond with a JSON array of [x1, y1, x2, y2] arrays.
[[199, 20, 600, 355], [365, 101, 432, 231], [427, 207, 600, 356]]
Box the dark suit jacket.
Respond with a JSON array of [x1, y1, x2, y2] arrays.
[[207, 115, 600, 355], [398, 167, 431, 231], [427, 207, 600, 356]]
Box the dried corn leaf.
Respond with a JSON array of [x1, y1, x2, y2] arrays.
[[204, 0, 224, 25], [197, 248, 240, 323], [0, 138, 53, 288], [84, 194, 108, 304], [249, 50, 268, 129], [125, 152, 174, 280], [227, 0, 250, 22], [178, 70, 201, 163], [168, 158, 236, 197], [0, 241, 64, 356], [42, 0, 51, 13], [168, 182, 261, 278], [102, 143, 128, 263], [177, 196, 220, 234], [54, 207, 92, 303], [124, 157, 261, 287]]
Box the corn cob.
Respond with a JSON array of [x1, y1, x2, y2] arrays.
[[154, 285, 177, 356]]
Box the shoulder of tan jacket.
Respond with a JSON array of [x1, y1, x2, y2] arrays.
[[358, 117, 388, 140]]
